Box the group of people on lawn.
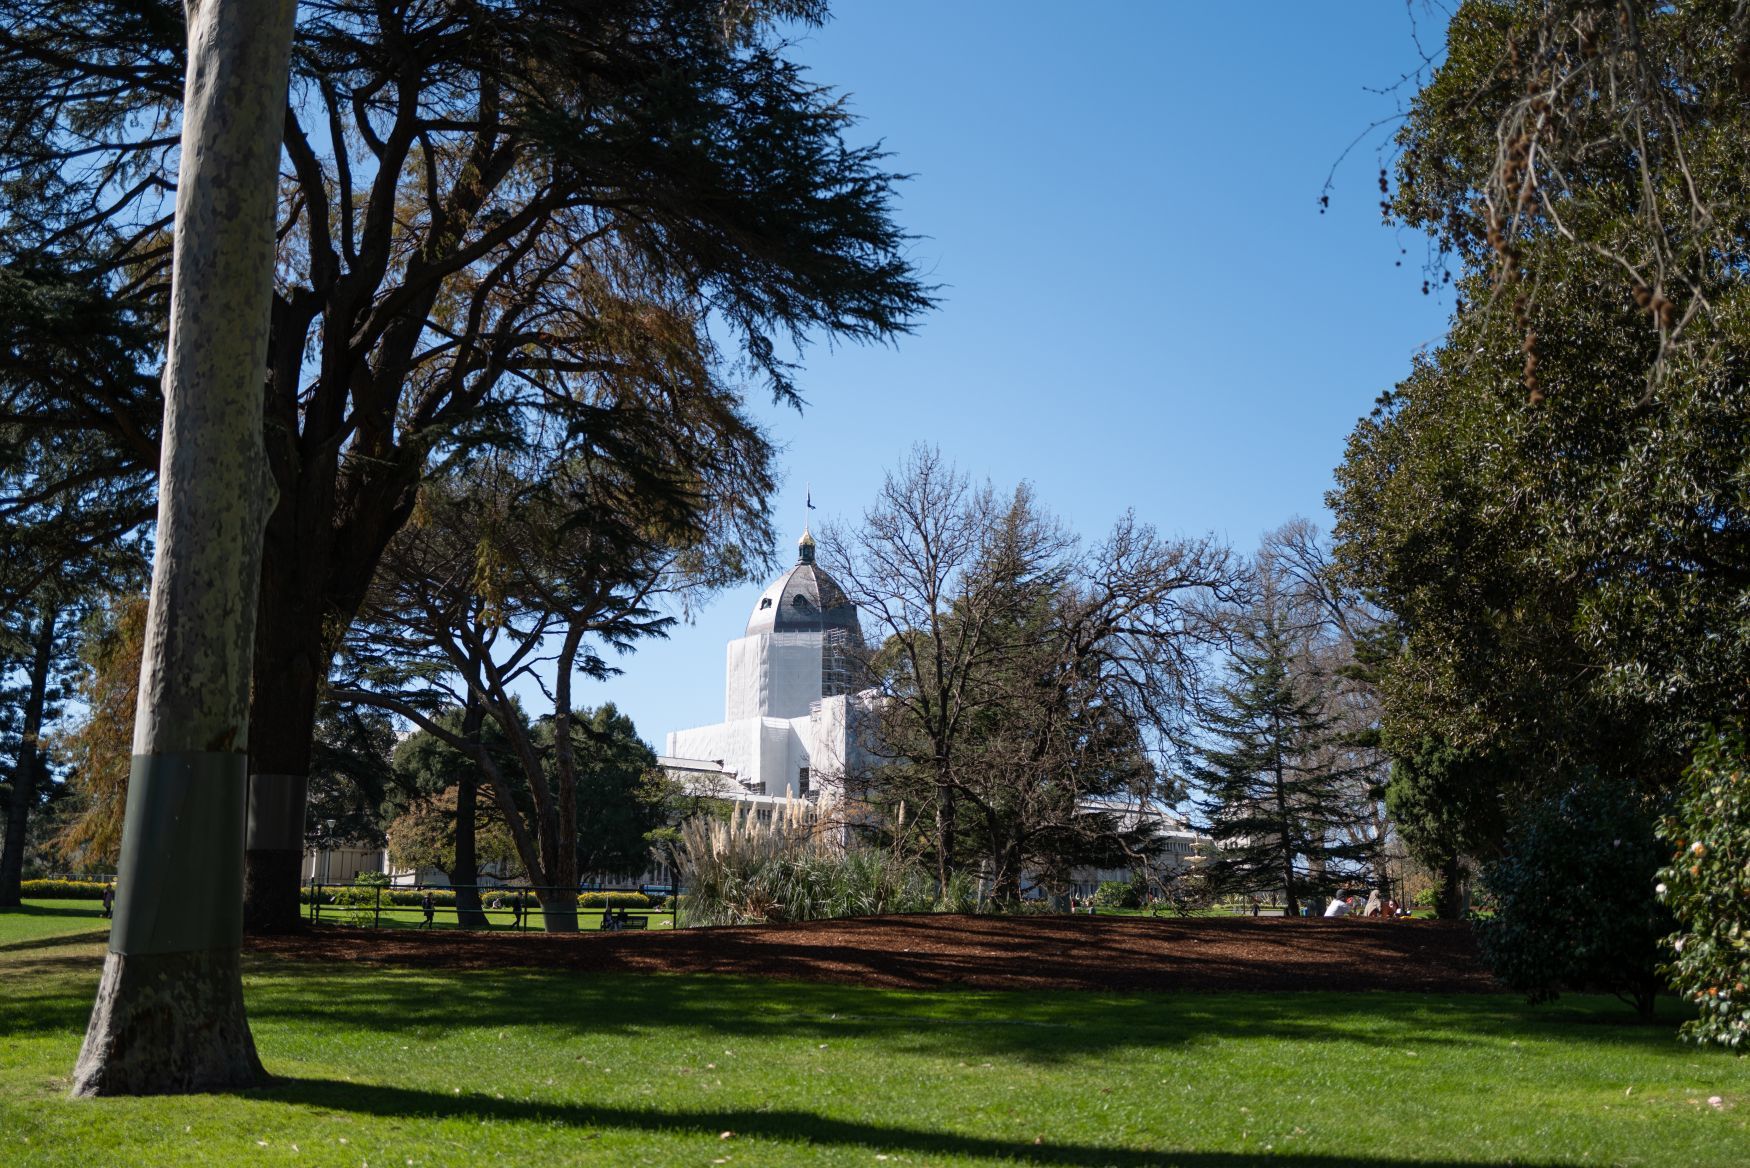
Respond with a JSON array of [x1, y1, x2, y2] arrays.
[[1322, 889, 1411, 918]]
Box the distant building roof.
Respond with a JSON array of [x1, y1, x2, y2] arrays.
[[745, 529, 861, 638]]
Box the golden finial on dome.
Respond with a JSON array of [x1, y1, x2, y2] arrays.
[[797, 525, 816, 564]]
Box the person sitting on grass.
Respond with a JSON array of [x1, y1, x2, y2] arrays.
[[1323, 893, 1352, 918]]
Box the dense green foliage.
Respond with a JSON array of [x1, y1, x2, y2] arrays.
[[1479, 779, 1671, 1017], [567, 705, 666, 876], [1334, 3, 1750, 944], [4, 906, 1750, 1166], [1658, 730, 1750, 1048]]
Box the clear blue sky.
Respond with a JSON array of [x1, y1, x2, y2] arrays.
[[577, 2, 1455, 746]]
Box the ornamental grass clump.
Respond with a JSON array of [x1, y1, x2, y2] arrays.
[[672, 802, 935, 926], [1657, 730, 1750, 1048]]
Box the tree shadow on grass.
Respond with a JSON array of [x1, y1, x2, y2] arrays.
[[262, 1075, 1584, 1168], [0, 928, 109, 954], [239, 958, 1698, 1067]]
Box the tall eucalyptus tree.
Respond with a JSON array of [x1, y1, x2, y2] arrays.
[[69, 0, 297, 1097]]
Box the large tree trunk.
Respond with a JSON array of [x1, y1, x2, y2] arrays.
[[72, 0, 295, 1097], [242, 417, 420, 936], [0, 606, 57, 906], [935, 775, 957, 891], [242, 591, 322, 935], [450, 688, 487, 928], [536, 887, 579, 933], [1436, 855, 1469, 920]]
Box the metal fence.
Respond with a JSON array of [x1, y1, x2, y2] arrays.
[[305, 883, 680, 931]]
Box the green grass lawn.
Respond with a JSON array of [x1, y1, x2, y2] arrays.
[[309, 903, 676, 932], [3, 901, 1748, 1167]]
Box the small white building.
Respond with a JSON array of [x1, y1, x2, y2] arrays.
[[664, 529, 869, 810]]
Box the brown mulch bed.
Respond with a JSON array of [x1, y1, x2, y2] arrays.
[[245, 913, 1496, 994]]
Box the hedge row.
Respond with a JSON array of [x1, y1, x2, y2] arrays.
[[21, 879, 112, 899], [301, 886, 654, 910]]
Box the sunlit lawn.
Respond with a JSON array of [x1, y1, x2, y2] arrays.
[[3, 900, 1747, 1167], [308, 903, 676, 932]]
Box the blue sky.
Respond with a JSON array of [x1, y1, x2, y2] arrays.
[[577, 2, 1456, 745]]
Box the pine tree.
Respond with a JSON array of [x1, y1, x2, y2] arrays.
[[1189, 584, 1372, 917]]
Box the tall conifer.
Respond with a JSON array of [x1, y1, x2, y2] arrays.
[[1188, 584, 1371, 916]]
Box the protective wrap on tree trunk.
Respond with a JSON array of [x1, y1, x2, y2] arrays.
[[110, 752, 246, 955]]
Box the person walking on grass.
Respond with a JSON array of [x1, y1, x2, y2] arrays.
[[101, 885, 114, 919], [512, 890, 526, 929], [419, 890, 435, 929]]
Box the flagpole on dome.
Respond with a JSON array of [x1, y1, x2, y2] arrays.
[[798, 485, 818, 564]]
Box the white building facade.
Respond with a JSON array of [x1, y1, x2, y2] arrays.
[[663, 529, 867, 809]]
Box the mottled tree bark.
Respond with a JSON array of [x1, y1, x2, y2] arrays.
[[71, 0, 296, 1097], [0, 608, 57, 907]]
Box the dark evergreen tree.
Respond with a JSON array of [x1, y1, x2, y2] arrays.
[[1189, 585, 1372, 916], [565, 704, 663, 880]]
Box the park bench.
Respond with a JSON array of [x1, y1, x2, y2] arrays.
[[598, 910, 652, 931]]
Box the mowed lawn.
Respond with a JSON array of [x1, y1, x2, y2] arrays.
[[308, 903, 676, 932], [3, 902, 1748, 1168]]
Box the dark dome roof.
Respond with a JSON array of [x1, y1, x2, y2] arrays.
[[746, 535, 860, 637]]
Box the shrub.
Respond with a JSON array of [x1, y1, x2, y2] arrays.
[[1479, 777, 1670, 1017], [578, 892, 650, 909], [1093, 879, 1142, 910], [1657, 730, 1750, 1048], [672, 802, 936, 926], [330, 882, 383, 926]]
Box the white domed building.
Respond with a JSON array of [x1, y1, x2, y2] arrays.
[[661, 529, 872, 812]]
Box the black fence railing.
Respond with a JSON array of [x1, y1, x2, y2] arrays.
[[304, 883, 680, 931]]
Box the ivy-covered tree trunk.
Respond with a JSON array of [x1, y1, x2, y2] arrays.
[[0, 607, 57, 907], [71, 0, 295, 1097]]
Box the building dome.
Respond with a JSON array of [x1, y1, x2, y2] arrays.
[[745, 531, 861, 638]]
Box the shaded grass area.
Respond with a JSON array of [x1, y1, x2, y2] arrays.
[[2, 906, 1747, 1166]]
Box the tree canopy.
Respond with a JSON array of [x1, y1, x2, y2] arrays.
[[1, 0, 935, 928]]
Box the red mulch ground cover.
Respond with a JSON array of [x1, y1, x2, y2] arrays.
[[246, 913, 1496, 994]]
